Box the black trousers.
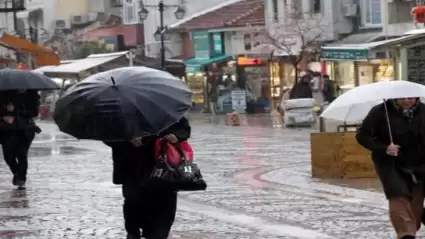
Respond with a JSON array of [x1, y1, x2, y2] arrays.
[[1, 131, 35, 181], [122, 182, 177, 238]]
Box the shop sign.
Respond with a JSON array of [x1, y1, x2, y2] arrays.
[[231, 90, 246, 113], [192, 31, 210, 59], [211, 32, 223, 56], [321, 49, 369, 60]]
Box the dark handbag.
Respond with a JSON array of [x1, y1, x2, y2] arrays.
[[150, 139, 207, 191]]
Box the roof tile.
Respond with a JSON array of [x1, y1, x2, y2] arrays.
[[175, 0, 264, 31]]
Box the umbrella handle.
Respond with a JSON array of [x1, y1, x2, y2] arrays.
[[383, 99, 394, 143]]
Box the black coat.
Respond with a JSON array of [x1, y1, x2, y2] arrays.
[[105, 117, 191, 185], [356, 101, 425, 199], [289, 81, 313, 99]]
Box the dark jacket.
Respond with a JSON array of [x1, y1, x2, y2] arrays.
[[322, 79, 335, 102], [105, 117, 191, 185], [356, 101, 425, 198], [289, 81, 313, 99]]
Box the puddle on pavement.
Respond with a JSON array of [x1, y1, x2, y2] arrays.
[[187, 114, 285, 128], [317, 178, 383, 192], [28, 146, 91, 157]]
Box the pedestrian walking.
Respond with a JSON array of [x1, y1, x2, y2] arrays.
[[0, 90, 41, 189], [356, 97, 425, 239], [322, 74, 336, 103], [105, 117, 191, 239]]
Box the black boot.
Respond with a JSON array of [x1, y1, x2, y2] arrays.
[[400, 236, 415, 239], [126, 234, 140, 239], [16, 180, 25, 190], [422, 209, 425, 225], [12, 174, 17, 186]]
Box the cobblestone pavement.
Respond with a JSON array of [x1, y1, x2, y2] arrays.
[[0, 117, 418, 238]]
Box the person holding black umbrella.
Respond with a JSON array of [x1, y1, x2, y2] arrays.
[[53, 67, 203, 238], [105, 117, 191, 239], [0, 90, 41, 189]]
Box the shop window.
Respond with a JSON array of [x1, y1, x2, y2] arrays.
[[334, 62, 355, 92]]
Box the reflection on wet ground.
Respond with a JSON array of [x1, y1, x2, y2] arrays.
[[28, 146, 91, 157], [0, 119, 396, 238], [187, 114, 284, 128]]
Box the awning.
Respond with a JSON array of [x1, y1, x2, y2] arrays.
[[32, 65, 58, 73], [43, 51, 128, 77], [330, 33, 381, 45], [321, 36, 417, 61], [0, 32, 59, 66], [185, 55, 232, 72]]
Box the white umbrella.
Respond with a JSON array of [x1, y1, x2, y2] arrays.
[[321, 80, 425, 142]]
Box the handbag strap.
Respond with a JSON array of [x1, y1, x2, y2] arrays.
[[160, 138, 188, 163]]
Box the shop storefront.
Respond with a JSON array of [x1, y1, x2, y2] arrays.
[[184, 31, 232, 111], [321, 46, 394, 94]]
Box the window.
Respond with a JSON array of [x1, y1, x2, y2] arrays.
[[272, 0, 278, 22], [311, 0, 322, 14], [243, 33, 261, 51], [244, 33, 252, 51], [361, 0, 382, 26]]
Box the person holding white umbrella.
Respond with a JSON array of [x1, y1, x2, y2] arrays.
[[357, 97, 425, 239], [320, 80, 425, 239]]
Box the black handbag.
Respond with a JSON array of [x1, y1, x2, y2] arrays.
[[149, 139, 207, 191]]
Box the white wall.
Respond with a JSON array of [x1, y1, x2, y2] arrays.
[[382, 0, 416, 37], [264, 0, 353, 55]]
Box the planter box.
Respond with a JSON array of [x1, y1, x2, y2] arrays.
[[310, 132, 376, 179]]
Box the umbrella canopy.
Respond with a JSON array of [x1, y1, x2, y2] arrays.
[[321, 80, 425, 121], [54, 66, 192, 141], [0, 68, 60, 91]]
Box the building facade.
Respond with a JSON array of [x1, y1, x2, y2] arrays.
[[140, 0, 243, 58]]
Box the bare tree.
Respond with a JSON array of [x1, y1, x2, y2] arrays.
[[256, 4, 331, 80]]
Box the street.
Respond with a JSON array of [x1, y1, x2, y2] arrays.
[[0, 116, 417, 238]]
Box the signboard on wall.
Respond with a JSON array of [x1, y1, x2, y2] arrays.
[[211, 32, 223, 56], [321, 49, 369, 61], [192, 31, 210, 59], [231, 90, 246, 113]]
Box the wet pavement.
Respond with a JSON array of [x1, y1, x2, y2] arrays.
[[0, 116, 419, 238]]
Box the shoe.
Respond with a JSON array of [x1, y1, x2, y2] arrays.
[[126, 234, 140, 239], [16, 180, 25, 190], [12, 175, 17, 186], [400, 236, 415, 239]]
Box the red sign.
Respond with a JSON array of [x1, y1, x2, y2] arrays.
[[237, 57, 265, 66]]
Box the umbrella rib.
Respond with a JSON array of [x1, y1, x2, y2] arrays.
[[123, 85, 192, 104], [117, 88, 168, 131]]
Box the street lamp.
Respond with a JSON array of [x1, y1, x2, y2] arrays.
[[138, 0, 186, 70], [154, 27, 171, 41]]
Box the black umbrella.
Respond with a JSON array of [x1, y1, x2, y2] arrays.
[[54, 66, 192, 141], [0, 69, 60, 90]]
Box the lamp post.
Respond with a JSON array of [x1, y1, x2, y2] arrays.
[[138, 0, 185, 70]]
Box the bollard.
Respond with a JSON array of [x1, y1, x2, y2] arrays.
[[226, 112, 241, 126]]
